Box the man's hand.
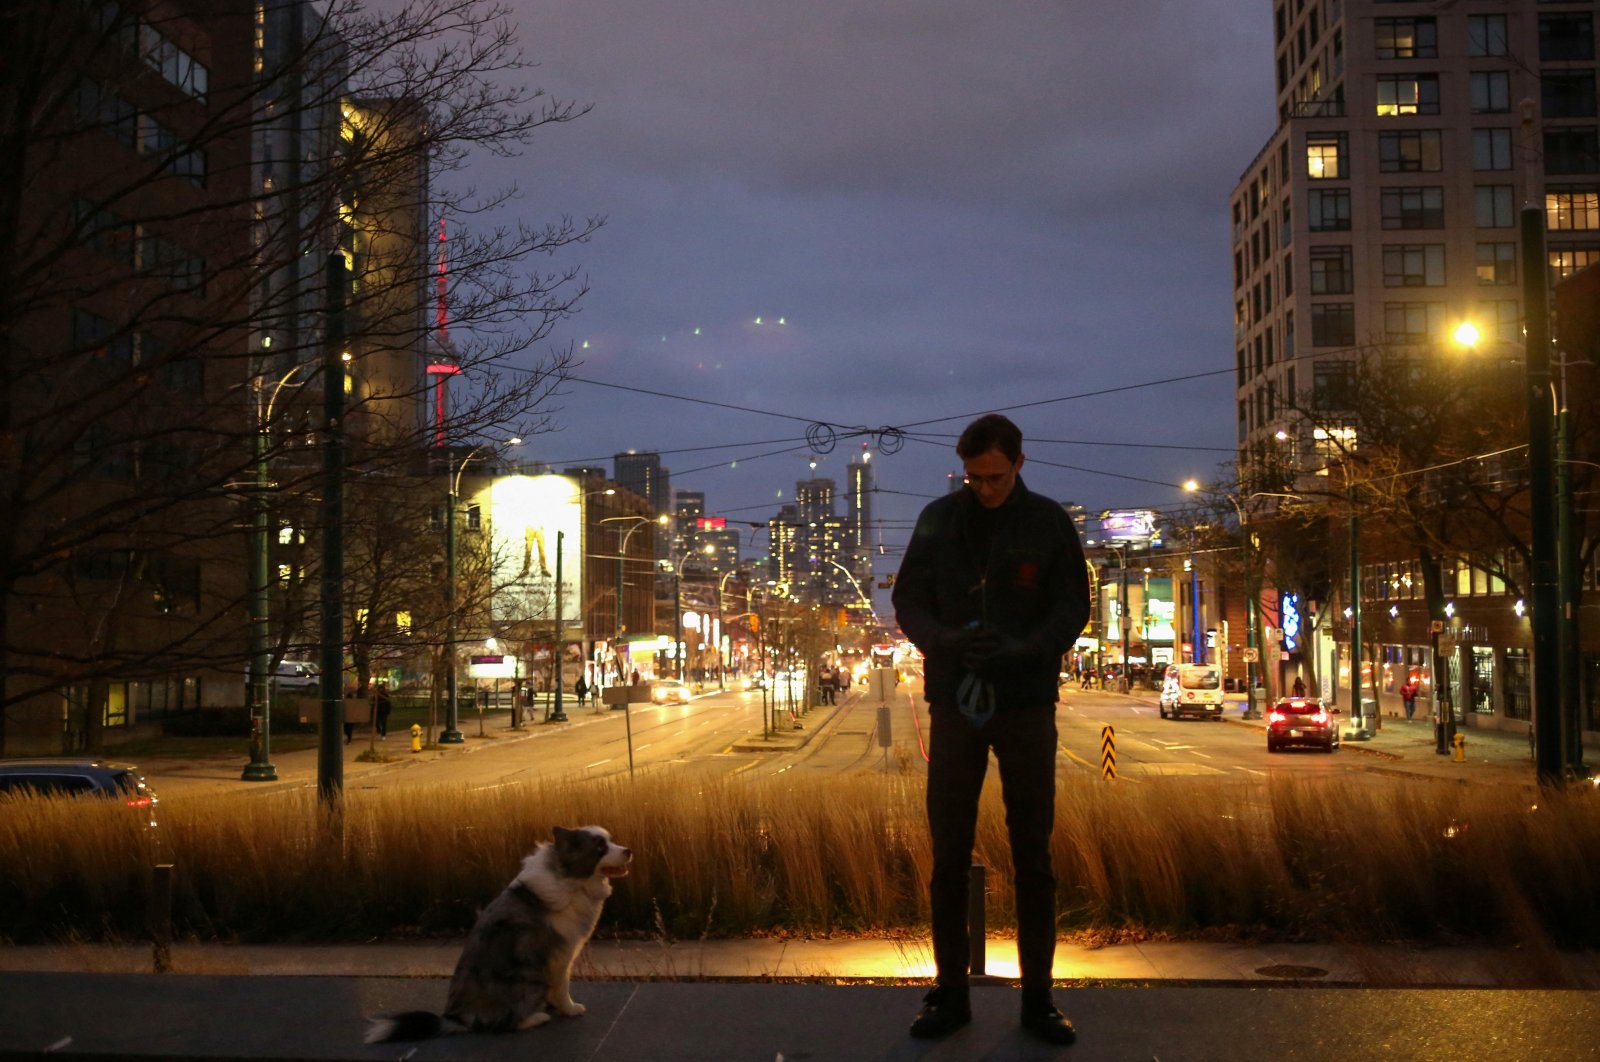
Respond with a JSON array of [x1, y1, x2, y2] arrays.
[[962, 625, 1031, 674], [936, 625, 978, 656]]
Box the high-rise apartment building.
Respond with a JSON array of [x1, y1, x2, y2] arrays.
[[1232, 0, 1599, 487], [794, 478, 836, 524], [613, 451, 671, 514], [767, 508, 803, 592], [700, 525, 741, 573], [5, 0, 255, 753], [613, 450, 671, 563], [845, 455, 875, 594]]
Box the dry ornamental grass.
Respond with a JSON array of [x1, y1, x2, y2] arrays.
[[1, 771, 1595, 948]]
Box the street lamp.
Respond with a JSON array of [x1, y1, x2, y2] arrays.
[[824, 558, 877, 619], [714, 568, 742, 690], [443, 437, 519, 744], [667, 544, 715, 682], [600, 514, 666, 689], [242, 364, 304, 782], [547, 486, 616, 724], [1183, 482, 1301, 721], [1455, 260, 1570, 782]]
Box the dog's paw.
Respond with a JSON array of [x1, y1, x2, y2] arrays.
[[554, 1000, 586, 1017], [517, 1011, 552, 1031]]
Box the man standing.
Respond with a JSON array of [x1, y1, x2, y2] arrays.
[[892, 413, 1090, 1046]]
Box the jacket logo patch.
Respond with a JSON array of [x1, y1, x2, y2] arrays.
[[1014, 561, 1038, 589]]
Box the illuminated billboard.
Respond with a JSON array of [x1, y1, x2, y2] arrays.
[[696, 517, 727, 530], [1101, 509, 1157, 542], [476, 474, 584, 630]]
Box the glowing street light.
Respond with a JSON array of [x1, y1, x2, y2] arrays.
[[442, 437, 520, 743]]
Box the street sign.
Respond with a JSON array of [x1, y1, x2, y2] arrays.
[[1242, 648, 1260, 663]]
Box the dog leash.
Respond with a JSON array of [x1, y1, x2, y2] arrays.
[[955, 671, 995, 728]]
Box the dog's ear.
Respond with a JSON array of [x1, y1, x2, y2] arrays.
[[552, 825, 572, 844]]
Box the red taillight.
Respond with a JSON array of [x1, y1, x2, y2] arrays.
[[126, 796, 152, 808], [1311, 709, 1328, 724], [1268, 710, 1286, 724]]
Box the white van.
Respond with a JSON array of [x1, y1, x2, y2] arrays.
[[270, 660, 320, 693], [1158, 664, 1226, 720]]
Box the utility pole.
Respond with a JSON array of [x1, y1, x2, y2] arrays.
[[551, 530, 568, 722], [1521, 162, 1563, 785], [1555, 354, 1584, 776], [242, 372, 277, 782], [441, 467, 464, 744], [317, 251, 346, 807], [1348, 478, 1364, 738]]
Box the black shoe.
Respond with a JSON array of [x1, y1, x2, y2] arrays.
[[1021, 1004, 1076, 1046], [908, 986, 971, 1039]]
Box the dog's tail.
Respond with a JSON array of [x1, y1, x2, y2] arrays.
[[364, 1010, 464, 1043]]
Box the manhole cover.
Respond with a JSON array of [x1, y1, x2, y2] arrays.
[[1255, 964, 1328, 979]]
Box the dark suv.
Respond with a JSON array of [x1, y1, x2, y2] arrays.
[[1266, 699, 1341, 753], [0, 760, 159, 826]]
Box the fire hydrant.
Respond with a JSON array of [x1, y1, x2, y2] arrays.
[[411, 723, 423, 753], [1451, 732, 1466, 763]]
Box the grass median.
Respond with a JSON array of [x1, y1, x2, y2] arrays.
[[1, 770, 1595, 949]]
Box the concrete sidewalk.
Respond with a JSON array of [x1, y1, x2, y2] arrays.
[[3, 959, 1599, 1061], [3, 936, 1598, 988]]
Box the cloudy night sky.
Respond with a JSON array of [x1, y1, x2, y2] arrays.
[[445, 0, 1278, 606]]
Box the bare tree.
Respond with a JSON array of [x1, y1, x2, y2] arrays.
[[0, 0, 598, 752]]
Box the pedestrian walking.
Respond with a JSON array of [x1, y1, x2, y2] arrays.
[[1292, 675, 1306, 698], [892, 413, 1089, 1047], [817, 664, 835, 704], [575, 673, 589, 710], [1400, 677, 1418, 720], [375, 683, 392, 738]]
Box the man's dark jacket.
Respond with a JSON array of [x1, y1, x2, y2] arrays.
[[892, 475, 1090, 709]]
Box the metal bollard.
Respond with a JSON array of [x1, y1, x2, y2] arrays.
[[968, 863, 986, 976], [149, 863, 173, 973]]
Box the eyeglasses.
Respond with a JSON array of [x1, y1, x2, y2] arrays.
[[964, 467, 1016, 488]]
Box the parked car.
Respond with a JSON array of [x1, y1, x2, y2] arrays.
[[1159, 664, 1227, 720], [270, 660, 320, 693], [1266, 699, 1341, 753], [0, 760, 159, 827], [650, 679, 694, 705]]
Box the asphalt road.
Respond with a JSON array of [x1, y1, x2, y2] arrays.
[[145, 671, 1535, 801]]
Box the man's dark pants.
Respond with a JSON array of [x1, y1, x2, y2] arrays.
[[927, 701, 1058, 995]]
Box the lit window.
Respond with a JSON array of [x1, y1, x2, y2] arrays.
[[1306, 132, 1346, 179], [1376, 74, 1439, 116]]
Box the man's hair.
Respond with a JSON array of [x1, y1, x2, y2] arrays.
[[956, 413, 1023, 462]]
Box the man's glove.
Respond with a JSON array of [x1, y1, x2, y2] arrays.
[[935, 625, 979, 656], [962, 625, 1032, 675]]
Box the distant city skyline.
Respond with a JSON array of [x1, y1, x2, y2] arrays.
[[426, 0, 1277, 616]]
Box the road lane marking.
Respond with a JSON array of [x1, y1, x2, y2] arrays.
[[1059, 744, 1097, 771], [584, 758, 611, 769]]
